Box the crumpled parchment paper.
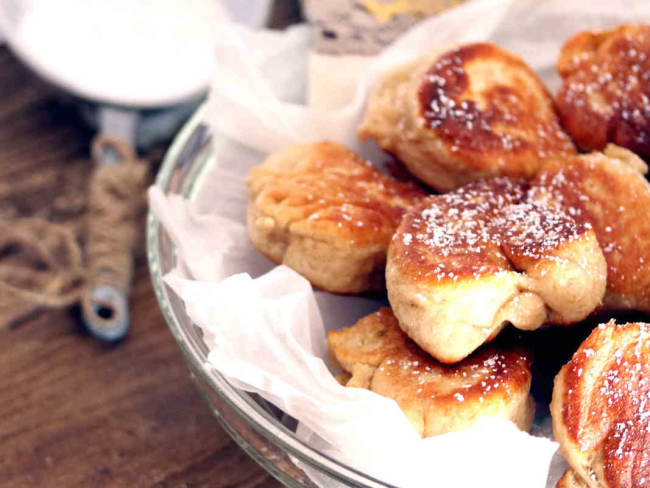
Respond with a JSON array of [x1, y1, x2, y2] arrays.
[[149, 1, 650, 486]]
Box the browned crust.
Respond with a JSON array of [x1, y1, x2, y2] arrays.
[[245, 142, 428, 294], [553, 320, 650, 488], [417, 42, 575, 174], [245, 142, 427, 293], [557, 24, 650, 156], [382, 337, 532, 408], [389, 177, 589, 286], [358, 42, 575, 192], [328, 307, 408, 369], [328, 307, 533, 426], [389, 178, 522, 283], [246, 141, 426, 249], [534, 149, 650, 313]]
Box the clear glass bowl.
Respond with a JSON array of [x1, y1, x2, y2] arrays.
[[146, 105, 393, 488]]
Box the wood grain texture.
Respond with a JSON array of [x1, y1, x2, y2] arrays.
[[0, 46, 282, 488]]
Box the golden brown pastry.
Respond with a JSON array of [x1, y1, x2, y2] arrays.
[[551, 320, 650, 488], [246, 141, 426, 293], [328, 307, 534, 437], [533, 145, 650, 313], [358, 42, 576, 192], [386, 177, 606, 363], [557, 24, 650, 156]]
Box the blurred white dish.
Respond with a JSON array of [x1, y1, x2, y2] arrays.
[[0, 0, 219, 107]]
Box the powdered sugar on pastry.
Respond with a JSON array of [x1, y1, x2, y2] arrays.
[[387, 177, 606, 363]]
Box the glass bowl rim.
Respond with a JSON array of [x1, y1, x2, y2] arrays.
[[146, 104, 395, 488]]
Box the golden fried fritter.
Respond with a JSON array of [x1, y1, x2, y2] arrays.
[[246, 142, 425, 293], [328, 307, 534, 437], [386, 177, 606, 363], [359, 43, 575, 192], [557, 24, 650, 156], [551, 320, 650, 488], [533, 145, 650, 313]]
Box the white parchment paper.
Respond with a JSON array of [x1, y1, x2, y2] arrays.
[[149, 1, 650, 486]]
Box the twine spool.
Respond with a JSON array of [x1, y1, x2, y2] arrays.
[[81, 136, 148, 337], [0, 137, 148, 330]]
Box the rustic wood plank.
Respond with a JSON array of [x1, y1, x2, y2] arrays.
[[0, 46, 282, 487]]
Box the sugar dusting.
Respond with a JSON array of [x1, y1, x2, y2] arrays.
[[338, 309, 530, 409], [419, 43, 574, 159], [531, 151, 650, 300], [563, 321, 650, 486], [396, 177, 585, 281], [559, 25, 650, 154], [383, 343, 529, 403]]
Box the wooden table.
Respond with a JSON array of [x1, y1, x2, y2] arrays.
[[0, 46, 282, 487]]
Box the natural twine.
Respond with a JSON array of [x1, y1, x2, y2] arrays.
[[0, 218, 84, 326], [85, 137, 148, 296], [0, 137, 148, 328]]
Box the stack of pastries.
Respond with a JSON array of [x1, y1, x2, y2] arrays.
[[245, 24, 650, 486]]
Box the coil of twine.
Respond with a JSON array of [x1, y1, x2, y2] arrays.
[[0, 138, 148, 329]]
